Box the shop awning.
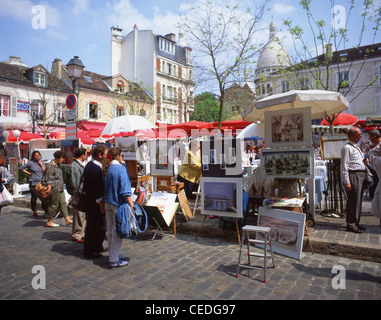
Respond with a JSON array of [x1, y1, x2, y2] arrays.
[[311, 125, 351, 134]]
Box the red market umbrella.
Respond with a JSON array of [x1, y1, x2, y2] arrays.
[[77, 130, 96, 145], [319, 113, 359, 126], [7, 131, 43, 143]]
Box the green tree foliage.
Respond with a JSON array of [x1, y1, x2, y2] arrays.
[[190, 92, 227, 122]]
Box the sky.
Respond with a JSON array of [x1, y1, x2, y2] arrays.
[[0, 0, 380, 83]]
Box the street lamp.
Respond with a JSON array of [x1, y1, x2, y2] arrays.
[[66, 56, 85, 140], [30, 101, 39, 134], [67, 56, 85, 94]]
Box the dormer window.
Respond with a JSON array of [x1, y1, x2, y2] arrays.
[[117, 81, 125, 93], [34, 71, 47, 87]]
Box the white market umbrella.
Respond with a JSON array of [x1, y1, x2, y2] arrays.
[[242, 90, 349, 122], [101, 115, 154, 136], [0, 116, 32, 130], [236, 122, 264, 139]]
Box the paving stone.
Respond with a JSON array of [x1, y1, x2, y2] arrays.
[[0, 206, 380, 302]]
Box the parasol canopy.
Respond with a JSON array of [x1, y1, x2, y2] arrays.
[[319, 113, 358, 126], [242, 90, 349, 122], [101, 115, 154, 136], [236, 122, 264, 139], [0, 116, 33, 130]]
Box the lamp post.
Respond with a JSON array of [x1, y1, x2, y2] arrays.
[[30, 101, 39, 134], [66, 56, 85, 139], [12, 129, 22, 197]]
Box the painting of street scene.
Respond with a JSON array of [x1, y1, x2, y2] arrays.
[[261, 149, 312, 178], [203, 181, 237, 213], [115, 137, 137, 161]]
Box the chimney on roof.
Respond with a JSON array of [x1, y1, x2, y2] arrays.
[[165, 33, 176, 42], [51, 58, 63, 78]]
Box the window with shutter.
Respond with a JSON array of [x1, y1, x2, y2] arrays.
[[84, 101, 90, 119], [0, 95, 9, 116]]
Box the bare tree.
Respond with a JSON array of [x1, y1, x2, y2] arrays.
[[180, 0, 268, 131]]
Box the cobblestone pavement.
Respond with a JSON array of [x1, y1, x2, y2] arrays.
[[0, 206, 380, 301]]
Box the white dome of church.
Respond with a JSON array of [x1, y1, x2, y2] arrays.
[[256, 21, 290, 74]]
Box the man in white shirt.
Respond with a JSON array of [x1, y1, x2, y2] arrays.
[[341, 127, 368, 233]]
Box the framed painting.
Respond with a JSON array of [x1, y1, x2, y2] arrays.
[[149, 140, 175, 176], [200, 177, 243, 218], [115, 137, 138, 161], [264, 107, 312, 148], [320, 136, 348, 160], [261, 147, 314, 179], [258, 206, 306, 260], [61, 139, 79, 165]]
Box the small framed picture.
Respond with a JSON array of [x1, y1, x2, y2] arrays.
[[210, 149, 216, 164], [202, 155, 209, 171], [220, 154, 226, 169]]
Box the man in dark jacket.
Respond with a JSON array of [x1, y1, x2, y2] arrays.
[[69, 147, 87, 243], [82, 144, 108, 259]]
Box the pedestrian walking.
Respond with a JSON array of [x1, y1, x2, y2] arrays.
[[82, 144, 108, 259], [44, 150, 72, 228], [103, 147, 133, 268], [68, 147, 87, 243], [19, 150, 48, 217], [341, 127, 367, 233]]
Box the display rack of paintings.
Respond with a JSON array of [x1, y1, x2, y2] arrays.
[[200, 138, 243, 177]]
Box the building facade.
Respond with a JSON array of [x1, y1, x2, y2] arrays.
[[0, 56, 72, 135], [111, 25, 195, 124], [51, 58, 154, 125]]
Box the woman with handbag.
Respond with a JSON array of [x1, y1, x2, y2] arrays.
[[103, 147, 133, 268], [44, 151, 72, 228], [19, 151, 49, 217]]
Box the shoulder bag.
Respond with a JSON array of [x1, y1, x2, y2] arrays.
[[68, 174, 86, 211]]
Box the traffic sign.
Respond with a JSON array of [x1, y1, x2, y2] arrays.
[[66, 94, 77, 110]]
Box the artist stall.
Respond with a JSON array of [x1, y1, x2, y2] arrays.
[[197, 138, 245, 244]]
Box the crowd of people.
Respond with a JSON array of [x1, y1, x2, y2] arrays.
[[17, 145, 133, 268]]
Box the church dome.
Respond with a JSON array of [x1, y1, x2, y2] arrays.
[[256, 22, 290, 74]]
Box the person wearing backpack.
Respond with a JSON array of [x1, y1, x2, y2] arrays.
[[68, 148, 87, 243], [103, 147, 133, 268]]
